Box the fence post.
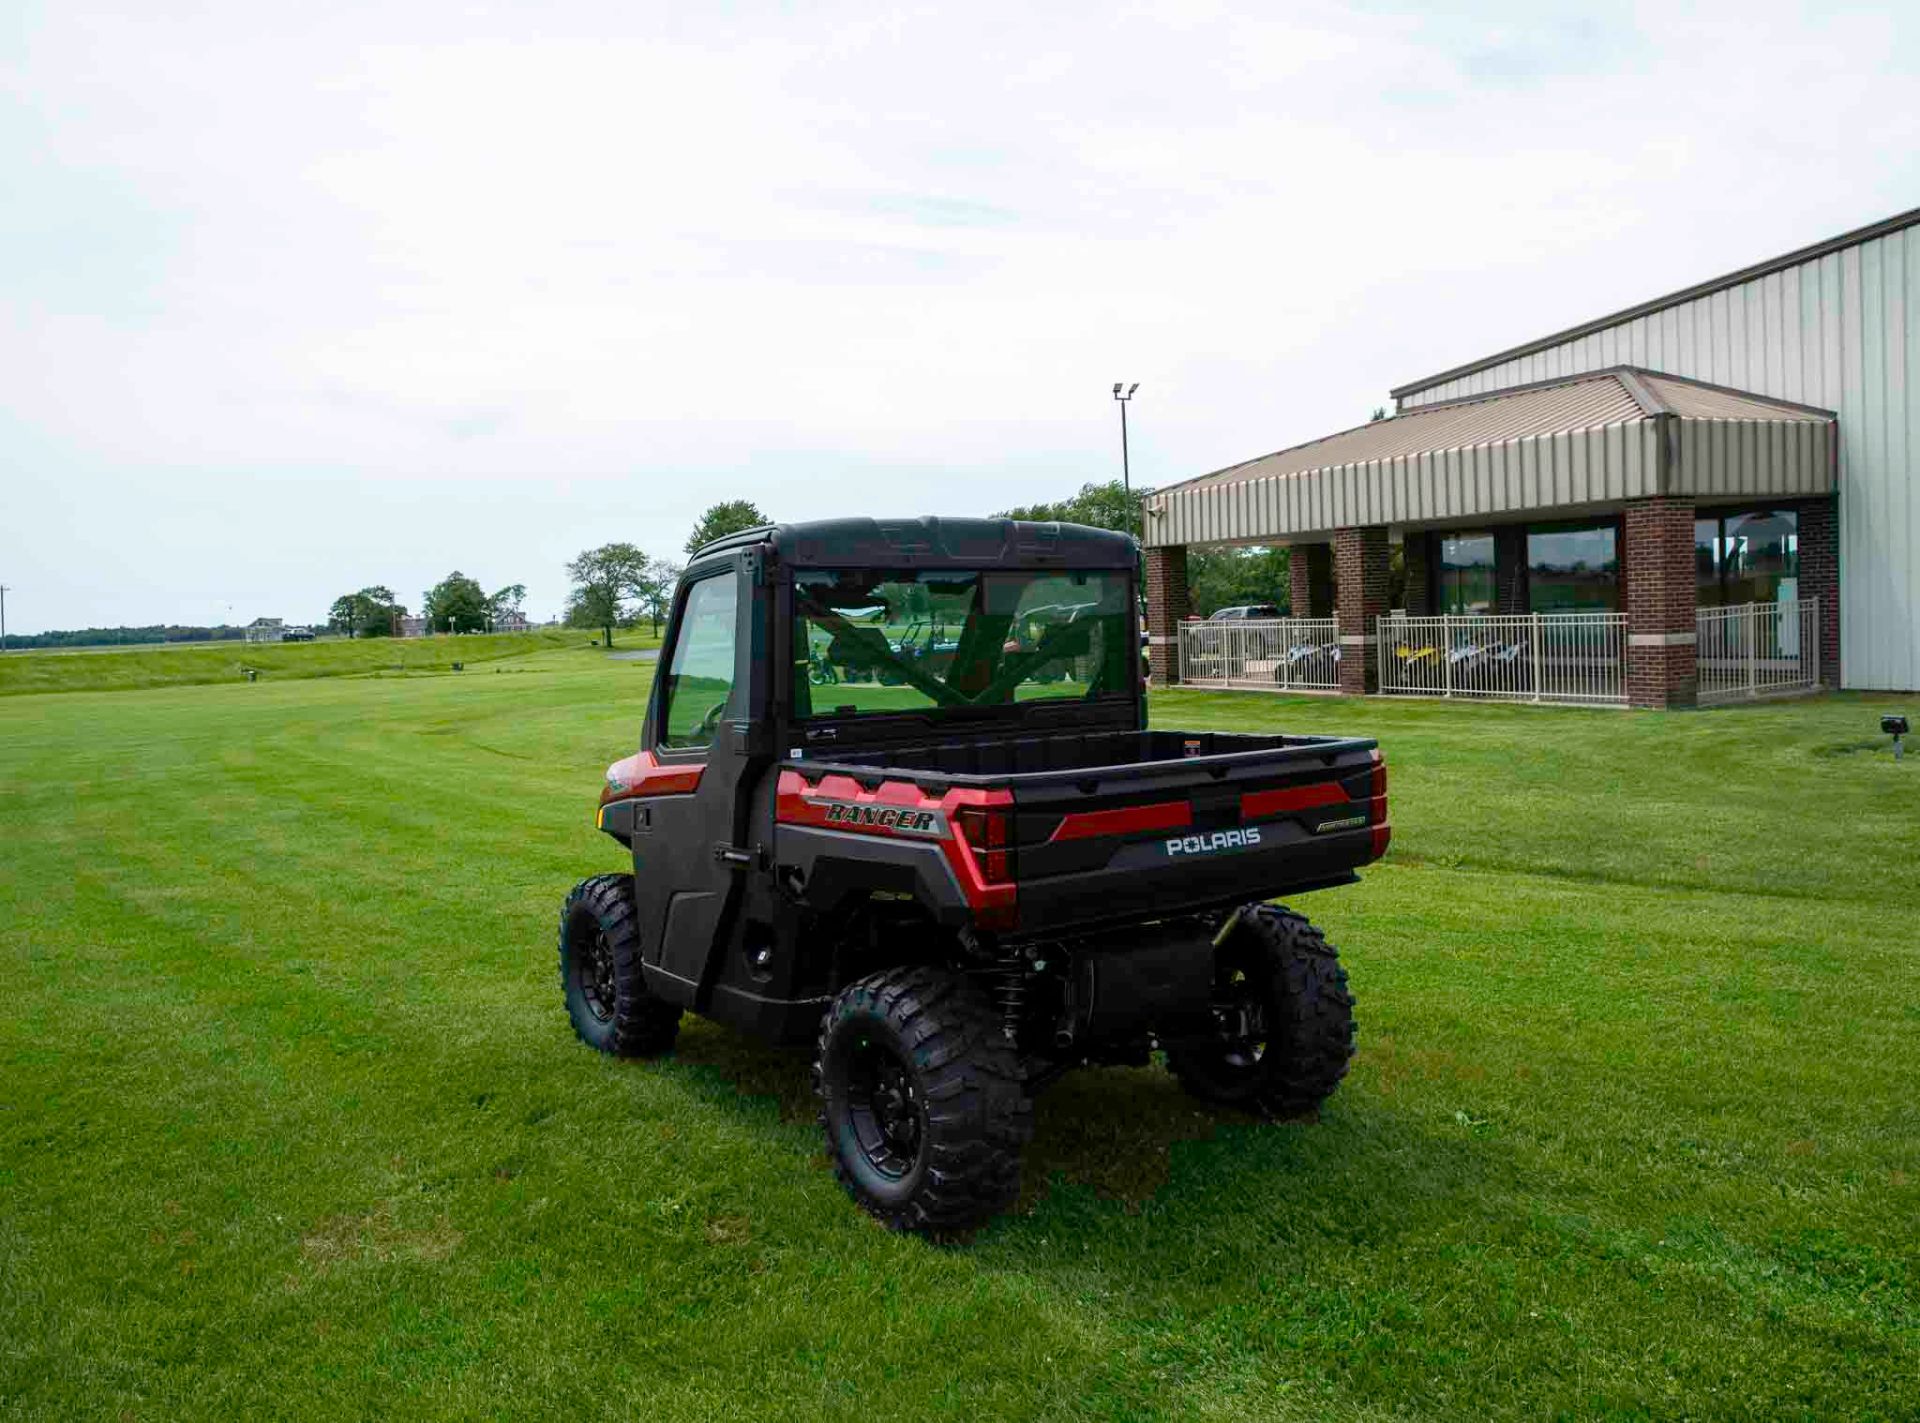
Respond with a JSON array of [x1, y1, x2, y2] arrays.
[[1746, 604, 1758, 699], [1530, 615, 1543, 703], [1808, 600, 1819, 689]]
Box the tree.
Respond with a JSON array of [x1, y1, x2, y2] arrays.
[[998, 480, 1291, 616], [423, 571, 490, 634], [685, 500, 769, 556], [488, 583, 527, 630], [565, 543, 650, 647], [565, 584, 620, 640], [329, 586, 402, 638], [998, 480, 1144, 540], [634, 558, 682, 634], [1188, 546, 1292, 616], [1370, 406, 1388, 423]]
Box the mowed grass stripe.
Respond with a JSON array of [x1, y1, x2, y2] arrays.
[[2, 669, 1916, 1419]]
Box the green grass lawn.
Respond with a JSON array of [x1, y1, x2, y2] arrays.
[[0, 627, 650, 698], [1, 665, 1915, 1420]]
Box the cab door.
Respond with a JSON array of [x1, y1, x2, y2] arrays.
[[632, 559, 758, 1006]]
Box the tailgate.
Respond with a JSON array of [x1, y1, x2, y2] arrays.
[[1007, 737, 1387, 934]]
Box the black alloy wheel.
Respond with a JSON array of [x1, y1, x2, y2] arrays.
[[842, 1036, 927, 1182], [1166, 904, 1355, 1117], [578, 926, 618, 1023], [557, 874, 682, 1058], [814, 966, 1031, 1234]]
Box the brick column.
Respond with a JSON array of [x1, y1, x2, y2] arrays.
[[1624, 497, 1697, 709], [1334, 525, 1390, 694], [1799, 496, 1841, 687], [1403, 533, 1434, 616], [1493, 525, 1528, 615], [1144, 545, 1189, 686], [1290, 543, 1333, 618]]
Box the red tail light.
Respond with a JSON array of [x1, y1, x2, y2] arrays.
[[1369, 750, 1391, 859], [954, 804, 1015, 885]]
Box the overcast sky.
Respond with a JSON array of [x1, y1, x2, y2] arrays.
[[4, 1, 1917, 633]]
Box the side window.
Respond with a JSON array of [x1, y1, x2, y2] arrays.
[[657, 574, 739, 750]]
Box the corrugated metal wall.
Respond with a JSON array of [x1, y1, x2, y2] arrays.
[[1398, 225, 1918, 690]]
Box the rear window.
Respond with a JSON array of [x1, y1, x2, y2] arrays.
[[793, 568, 1132, 720]]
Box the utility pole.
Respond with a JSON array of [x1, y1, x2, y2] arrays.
[[1112, 383, 1139, 493], [0, 584, 9, 653]]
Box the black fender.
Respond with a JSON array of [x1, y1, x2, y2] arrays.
[[773, 824, 975, 929]]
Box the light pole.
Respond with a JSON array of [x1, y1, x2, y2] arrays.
[[1112, 382, 1139, 493], [0, 584, 9, 653]]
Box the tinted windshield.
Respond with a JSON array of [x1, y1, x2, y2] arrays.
[[793, 568, 1133, 719]]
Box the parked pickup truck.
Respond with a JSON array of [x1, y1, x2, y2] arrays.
[[559, 517, 1389, 1233]]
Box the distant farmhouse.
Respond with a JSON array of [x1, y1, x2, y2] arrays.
[[244, 617, 284, 644], [399, 614, 429, 638]]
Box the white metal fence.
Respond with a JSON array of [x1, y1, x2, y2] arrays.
[[1696, 599, 1820, 703], [1377, 613, 1629, 706], [1177, 618, 1341, 691]]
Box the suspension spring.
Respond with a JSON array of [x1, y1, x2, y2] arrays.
[[995, 955, 1028, 1043]]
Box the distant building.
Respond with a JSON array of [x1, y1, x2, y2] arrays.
[[494, 609, 530, 633], [1144, 205, 1920, 704], [244, 617, 284, 644], [398, 615, 429, 638]]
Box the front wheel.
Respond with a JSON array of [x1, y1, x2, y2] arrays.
[[814, 967, 1031, 1234], [558, 874, 681, 1057], [1167, 905, 1355, 1117]]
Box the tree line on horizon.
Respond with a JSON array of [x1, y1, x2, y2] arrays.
[[12, 489, 1307, 653]]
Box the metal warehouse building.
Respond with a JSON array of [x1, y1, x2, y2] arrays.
[[1143, 206, 1919, 706]]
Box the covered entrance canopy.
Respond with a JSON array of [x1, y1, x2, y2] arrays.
[[1140, 367, 1838, 708], [1145, 367, 1833, 548]]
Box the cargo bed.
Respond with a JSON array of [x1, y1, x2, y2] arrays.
[[786, 728, 1387, 935]]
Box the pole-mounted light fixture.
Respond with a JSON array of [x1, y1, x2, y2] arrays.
[[1112, 382, 1140, 493]]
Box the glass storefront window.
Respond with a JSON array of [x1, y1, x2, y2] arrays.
[[1695, 518, 1723, 606], [1696, 509, 1798, 608], [1527, 521, 1619, 612], [1437, 533, 1494, 614]]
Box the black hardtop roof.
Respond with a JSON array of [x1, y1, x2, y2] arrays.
[[689, 516, 1138, 571]]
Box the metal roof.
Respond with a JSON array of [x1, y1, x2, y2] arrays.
[[1143, 368, 1835, 548], [692, 516, 1138, 570], [1392, 205, 1920, 400]]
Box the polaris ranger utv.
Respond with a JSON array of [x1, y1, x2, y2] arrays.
[[559, 518, 1389, 1233]]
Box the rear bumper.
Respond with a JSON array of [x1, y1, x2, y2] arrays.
[[1012, 823, 1377, 936]]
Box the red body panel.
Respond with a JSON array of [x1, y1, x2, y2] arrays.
[[775, 769, 1017, 929], [601, 749, 704, 806], [1237, 783, 1348, 820], [1048, 800, 1193, 843]]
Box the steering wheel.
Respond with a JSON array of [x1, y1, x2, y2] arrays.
[[696, 699, 728, 739]]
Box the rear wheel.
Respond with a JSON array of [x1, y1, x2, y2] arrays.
[[814, 966, 1031, 1234], [1168, 905, 1355, 1117], [558, 874, 680, 1057]]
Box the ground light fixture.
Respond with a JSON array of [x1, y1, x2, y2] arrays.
[[1884, 714, 1909, 760]]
